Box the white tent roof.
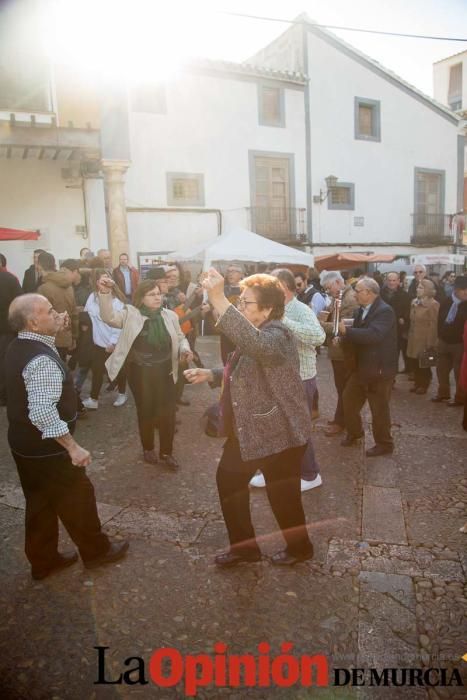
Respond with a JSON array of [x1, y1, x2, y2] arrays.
[[168, 227, 314, 269]]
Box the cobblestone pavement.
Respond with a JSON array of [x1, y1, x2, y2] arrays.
[[0, 338, 466, 699]]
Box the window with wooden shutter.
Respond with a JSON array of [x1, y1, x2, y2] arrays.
[[258, 84, 285, 127], [448, 63, 462, 111], [252, 155, 291, 238], [355, 97, 381, 141]]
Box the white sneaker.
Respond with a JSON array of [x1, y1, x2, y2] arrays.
[[113, 393, 128, 407], [301, 474, 322, 492], [249, 472, 266, 488], [82, 398, 98, 410]]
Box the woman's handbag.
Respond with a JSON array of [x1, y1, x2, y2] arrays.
[[418, 347, 438, 368]]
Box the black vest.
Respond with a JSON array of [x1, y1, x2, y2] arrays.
[[5, 338, 77, 457]]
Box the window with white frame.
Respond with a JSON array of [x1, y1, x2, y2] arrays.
[[167, 173, 205, 207], [354, 97, 381, 141], [258, 84, 285, 127], [448, 63, 462, 111], [328, 183, 355, 210]]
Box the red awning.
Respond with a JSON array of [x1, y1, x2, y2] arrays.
[[0, 227, 41, 241], [314, 253, 396, 271]]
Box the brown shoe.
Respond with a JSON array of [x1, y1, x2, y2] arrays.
[[324, 423, 344, 436]]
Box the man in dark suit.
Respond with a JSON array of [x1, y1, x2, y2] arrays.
[[338, 277, 398, 457], [22, 249, 45, 293], [381, 272, 410, 373]]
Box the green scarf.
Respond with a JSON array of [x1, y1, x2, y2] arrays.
[[139, 305, 169, 349]]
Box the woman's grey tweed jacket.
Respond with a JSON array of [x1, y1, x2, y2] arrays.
[[212, 304, 312, 461]]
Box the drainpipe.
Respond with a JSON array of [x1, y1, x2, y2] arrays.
[[126, 207, 223, 237], [302, 20, 313, 246]]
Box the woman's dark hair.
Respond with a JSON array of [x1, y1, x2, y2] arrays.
[[240, 274, 285, 321], [133, 279, 161, 308], [90, 268, 126, 302]]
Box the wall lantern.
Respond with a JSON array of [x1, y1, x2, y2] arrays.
[[314, 175, 339, 203]]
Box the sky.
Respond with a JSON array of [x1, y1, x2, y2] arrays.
[[41, 0, 467, 97], [199, 0, 467, 97]]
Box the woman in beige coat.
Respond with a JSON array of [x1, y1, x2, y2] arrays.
[[407, 279, 439, 394], [97, 277, 192, 468]]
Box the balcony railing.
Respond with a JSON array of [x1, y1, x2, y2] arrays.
[[248, 207, 307, 244], [411, 214, 456, 245]]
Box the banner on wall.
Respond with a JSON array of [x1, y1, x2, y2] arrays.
[[0, 227, 40, 241], [410, 254, 465, 266]]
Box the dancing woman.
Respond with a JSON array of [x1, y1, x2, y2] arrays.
[[185, 268, 313, 567]]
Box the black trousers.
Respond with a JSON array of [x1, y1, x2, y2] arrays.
[[216, 439, 312, 557], [90, 345, 126, 399], [0, 332, 14, 403], [343, 372, 394, 447], [331, 359, 352, 427], [127, 363, 176, 454], [13, 452, 110, 574], [414, 364, 432, 389]]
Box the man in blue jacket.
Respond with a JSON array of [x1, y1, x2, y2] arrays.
[[338, 277, 398, 457]]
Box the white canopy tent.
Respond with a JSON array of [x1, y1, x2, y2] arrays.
[[167, 227, 314, 270]]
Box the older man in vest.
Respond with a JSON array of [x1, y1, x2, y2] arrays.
[[5, 294, 129, 580]]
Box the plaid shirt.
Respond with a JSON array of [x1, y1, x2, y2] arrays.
[[19, 332, 70, 439], [282, 296, 326, 380]]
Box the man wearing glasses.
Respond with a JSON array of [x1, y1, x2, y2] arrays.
[[408, 264, 444, 303], [337, 277, 398, 457]]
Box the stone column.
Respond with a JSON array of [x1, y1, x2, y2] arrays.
[[101, 159, 130, 266]]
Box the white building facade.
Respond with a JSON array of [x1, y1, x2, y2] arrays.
[[433, 49, 467, 254], [252, 17, 464, 259], [1, 12, 464, 278], [124, 61, 308, 266]]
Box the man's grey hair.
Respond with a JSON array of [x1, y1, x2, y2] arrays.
[[413, 263, 426, 273], [271, 268, 296, 292], [358, 277, 380, 294], [8, 294, 44, 332], [320, 270, 344, 287]]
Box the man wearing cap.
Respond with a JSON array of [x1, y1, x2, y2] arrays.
[[432, 275, 467, 406]]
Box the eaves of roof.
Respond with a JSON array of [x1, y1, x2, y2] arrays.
[[184, 57, 307, 86], [433, 49, 467, 65]]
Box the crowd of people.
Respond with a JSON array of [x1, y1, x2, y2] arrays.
[[0, 246, 466, 579]]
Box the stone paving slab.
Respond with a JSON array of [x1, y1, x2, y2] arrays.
[[363, 457, 400, 489], [362, 486, 408, 545], [358, 571, 418, 663]]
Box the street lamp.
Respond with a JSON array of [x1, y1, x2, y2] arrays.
[[314, 175, 339, 203]]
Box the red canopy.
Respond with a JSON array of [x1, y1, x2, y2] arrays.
[[0, 227, 41, 241], [314, 253, 395, 272]]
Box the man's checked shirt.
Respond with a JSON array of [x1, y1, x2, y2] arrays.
[[18, 332, 70, 439], [282, 296, 326, 380]]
